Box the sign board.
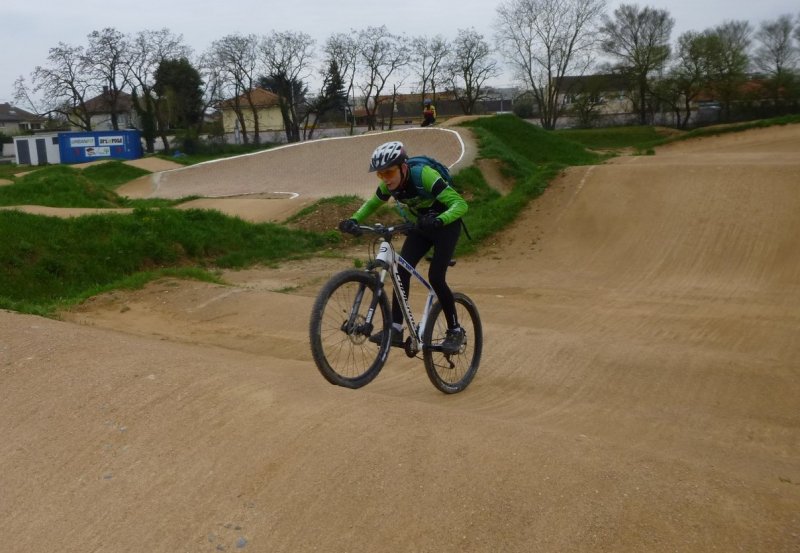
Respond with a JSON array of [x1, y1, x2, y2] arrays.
[[85, 146, 111, 157], [58, 130, 143, 164], [98, 136, 124, 146], [70, 136, 96, 147]]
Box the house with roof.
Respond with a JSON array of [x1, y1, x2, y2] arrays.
[[0, 103, 46, 135], [217, 88, 284, 143], [557, 74, 632, 114], [76, 89, 139, 131]]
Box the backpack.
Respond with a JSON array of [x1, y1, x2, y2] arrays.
[[406, 155, 454, 197]]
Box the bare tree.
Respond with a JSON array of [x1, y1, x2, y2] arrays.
[[356, 26, 409, 130], [324, 33, 360, 132], [15, 42, 94, 130], [754, 15, 798, 77], [445, 28, 499, 115], [656, 31, 715, 128], [197, 51, 226, 136], [127, 28, 191, 152], [304, 59, 348, 139], [85, 28, 132, 130], [496, 0, 605, 129], [411, 35, 450, 104], [209, 33, 261, 144], [705, 20, 751, 121], [753, 14, 799, 107], [794, 14, 800, 47], [599, 4, 674, 125], [260, 30, 315, 143]]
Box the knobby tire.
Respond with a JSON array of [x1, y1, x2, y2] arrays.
[[309, 270, 392, 388]]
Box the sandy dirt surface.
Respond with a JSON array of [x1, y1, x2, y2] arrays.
[[2, 124, 799, 552]]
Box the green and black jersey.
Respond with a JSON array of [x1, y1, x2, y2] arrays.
[[352, 165, 467, 226]]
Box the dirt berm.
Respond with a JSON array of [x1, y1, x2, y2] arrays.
[[1, 124, 799, 552]]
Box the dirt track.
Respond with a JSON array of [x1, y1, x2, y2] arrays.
[[2, 124, 799, 552]]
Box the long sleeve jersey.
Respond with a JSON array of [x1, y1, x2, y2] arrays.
[[352, 164, 467, 226]]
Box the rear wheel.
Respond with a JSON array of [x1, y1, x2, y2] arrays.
[[309, 270, 392, 388], [422, 293, 482, 394]]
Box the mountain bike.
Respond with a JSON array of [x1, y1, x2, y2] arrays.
[[309, 222, 482, 394]]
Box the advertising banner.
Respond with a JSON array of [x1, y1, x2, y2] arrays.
[[69, 137, 96, 148], [98, 136, 124, 146], [58, 130, 143, 164], [85, 146, 111, 157]]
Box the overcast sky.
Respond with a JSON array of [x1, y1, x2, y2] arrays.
[[2, 0, 798, 105]]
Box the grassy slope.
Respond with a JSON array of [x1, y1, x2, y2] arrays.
[[456, 115, 601, 251]]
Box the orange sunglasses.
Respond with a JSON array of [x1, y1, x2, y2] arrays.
[[377, 165, 400, 180]]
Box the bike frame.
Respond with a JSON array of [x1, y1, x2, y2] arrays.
[[371, 238, 437, 353]]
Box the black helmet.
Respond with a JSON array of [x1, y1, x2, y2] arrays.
[[369, 141, 407, 172]]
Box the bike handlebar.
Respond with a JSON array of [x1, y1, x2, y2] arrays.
[[345, 222, 415, 238]]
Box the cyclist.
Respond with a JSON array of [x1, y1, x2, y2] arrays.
[[338, 140, 467, 354], [421, 99, 436, 127]]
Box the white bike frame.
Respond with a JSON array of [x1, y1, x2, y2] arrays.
[[374, 238, 437, 352]]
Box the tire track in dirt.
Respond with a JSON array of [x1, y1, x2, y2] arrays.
[[2, 124, 800, 552]]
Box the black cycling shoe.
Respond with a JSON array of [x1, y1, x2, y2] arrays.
[[441, 326, 465, 354], [369, 328, 405, 348]]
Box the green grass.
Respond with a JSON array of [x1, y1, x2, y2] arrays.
[[557, 114, 800, 153], [80, 160, 150, 188], [0, 208, 338, 313], [555, 126, 668, 150], [0, 162, 188, 209], [0, 165, 123, 208], [285, 195, 364, 223], [456, 114, 602, 254], [656, 114, 800, 146], [465, 114, 601, 167], [0, 164, 18, 181]]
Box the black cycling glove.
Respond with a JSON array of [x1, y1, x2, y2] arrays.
[[417, 213, 443, 232], [338, 218, 361, 235]]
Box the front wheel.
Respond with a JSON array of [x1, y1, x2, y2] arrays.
[[309, 270, 392, 388], [422, 293, 483, 394]]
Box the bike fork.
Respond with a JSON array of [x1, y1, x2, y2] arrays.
[[342, 277, 384, 337]]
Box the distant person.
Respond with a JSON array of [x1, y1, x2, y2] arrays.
[[421, 99, 436, 127]]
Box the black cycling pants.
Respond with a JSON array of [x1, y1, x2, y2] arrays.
[[393, 220, 461, 329]]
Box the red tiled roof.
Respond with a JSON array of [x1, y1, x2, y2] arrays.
[[218, 88, 280, 109]]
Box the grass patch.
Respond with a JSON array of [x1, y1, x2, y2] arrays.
[[555, 126, 670, 150], [0, 163, 188, 209], [0, 165, 122, 208], [80, 160, 150, 188], [456, 114, 602, 254], [285, 195, 364, 223], [555, 115, 800, 153], [654, 114, 800, 147], [0, 208, 338, 314], [465, 114, 601, 167], [0, 164, 19, 181]]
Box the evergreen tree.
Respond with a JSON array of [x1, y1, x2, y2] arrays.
[[154, 58, 205, 129]]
